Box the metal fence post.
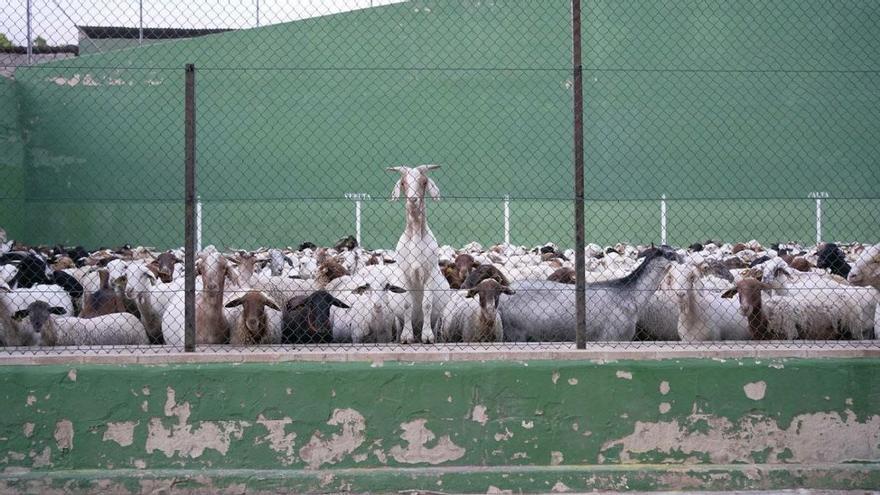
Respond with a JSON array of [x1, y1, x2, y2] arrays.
[[571, 0, 587, 349], [139, 0, 144, 45], [184, 63, 197, 352], [26, 0, 33, 64]]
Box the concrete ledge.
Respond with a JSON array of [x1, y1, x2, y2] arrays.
[[1, 358, 877, 493], [0, 342, 878, 365], [1, 464, 878, 494]]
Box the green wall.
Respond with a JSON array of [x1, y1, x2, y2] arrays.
[[0, 358, 877, 492], [0, 77, 25, 240], [9, 0, 880, 249]]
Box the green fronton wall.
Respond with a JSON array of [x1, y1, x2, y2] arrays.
[[7, 0, 880, 248], [0, 358, 877, 493], [0, 77, 25, 241]]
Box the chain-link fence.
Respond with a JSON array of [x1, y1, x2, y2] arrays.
[[1, 1, 879, 354]]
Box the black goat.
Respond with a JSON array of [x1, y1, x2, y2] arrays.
[[281, 290, 350, 344]]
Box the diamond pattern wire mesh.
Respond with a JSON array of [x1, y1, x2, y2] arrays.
[[0, 1, 878, 355]]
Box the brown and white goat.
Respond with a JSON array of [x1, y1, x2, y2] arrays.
[[197, 251, 240, 344], [225, 291, 281, 345], [439, 279, 515, 343]]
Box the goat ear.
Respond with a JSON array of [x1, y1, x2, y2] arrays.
[[12, 309, 29, 320], [720, 288, 738, 299], [465, 288, 478, 298], [226, 265, 241, 285], [50, 306, 67, 315], [263, 296, 281, 311], [224, 298, 244, 308], [385, 166, 405, 173], [501, 286, 516, 295], [385, 284, 407, 294], [390, 177, 402, 201], [426, 178, 441, 200], [329, 296, 350, 309], [418, 164, 441, 172]]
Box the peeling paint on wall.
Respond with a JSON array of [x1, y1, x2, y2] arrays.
[[389, 419, 466, 465], [145, 387, 249, 459], [103, 421, 138, 447], [53, 420, 73, 450], [602, 406, 880, 464], [744, 381, 767, 401], [298, 408, 365, 469], [471, 405, 488, 425], [255, 414, 297, 466]]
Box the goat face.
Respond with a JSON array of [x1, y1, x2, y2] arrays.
[[466, 279, 514, 340], [226, 291, 279, 342], [386, 165, 441, 207], [848, 243, 880, 287]]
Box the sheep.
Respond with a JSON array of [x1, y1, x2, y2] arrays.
[[120, 262, 187, 345], [453, 254, 477, 282], [721, 278, 868, 340], [224, 290, 281, 345], [80, 268, 126, 318], [281, 290, 350, 344], [5, 284, 75, 318], [759, 258, 877, 339], [13, 301, 148, 346], [315, 258, 350, 288], [547, 267, 576, 284], [8, 253, 53, 288], [196, 250, 239, 344], [386, 164, 447, 343], [267, 249, 288, 277], [847, 243, 880, 290], [150, 251, 180, 283], [666, 263, 749, 341], [0, 283, 32, 346], [462, 264, 511, 289], [439, 279, 514, 343], [329, 279, 407, 343], [817, 243, 851, 278], [502, 246, 681, 341]]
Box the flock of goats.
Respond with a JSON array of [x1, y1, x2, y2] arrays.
[[1, 165, 880, 349]]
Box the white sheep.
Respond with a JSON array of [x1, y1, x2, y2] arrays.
[[15, 301, 148, 346], [849, 243, 880, 289], [328, 275, 407, 344]]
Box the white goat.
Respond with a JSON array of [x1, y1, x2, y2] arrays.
[[386, 164, 447, 343], [667, 263, 749, 341]]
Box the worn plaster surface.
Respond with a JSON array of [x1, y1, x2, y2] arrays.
[[0, 358, 877, 493]]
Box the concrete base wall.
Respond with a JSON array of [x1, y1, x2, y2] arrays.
[[0, 357, 878, 493]]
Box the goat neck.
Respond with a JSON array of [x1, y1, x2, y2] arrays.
[[404, 197, 429, 238]]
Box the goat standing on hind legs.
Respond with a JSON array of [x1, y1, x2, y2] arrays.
[[387, 164, 447, 344]]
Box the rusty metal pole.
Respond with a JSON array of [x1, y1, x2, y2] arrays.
[[184, 64, 197, 352], [571, 0, 587, 349]]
